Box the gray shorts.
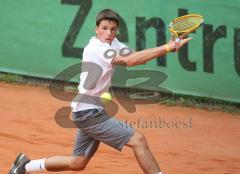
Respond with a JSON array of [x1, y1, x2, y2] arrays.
[[72, 108, 134, 157]]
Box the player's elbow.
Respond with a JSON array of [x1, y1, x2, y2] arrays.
[[125, 58, 144, 66], [126, 59, 146, 67], [126, 60, 136, 66], [111, 57, 143, 67], [112, 57, 133, 66]]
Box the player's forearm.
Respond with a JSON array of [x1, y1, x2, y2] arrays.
[[112, 37, 192, 67], [121, 44, 169, 66]]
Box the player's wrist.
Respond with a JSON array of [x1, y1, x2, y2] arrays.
[[165, 43, 175, 53], [165, 44, 170, 53]]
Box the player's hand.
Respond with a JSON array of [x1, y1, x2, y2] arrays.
[[168, 34, 192, 52]]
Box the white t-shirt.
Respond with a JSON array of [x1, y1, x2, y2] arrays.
[[71, 37, 127, 112]]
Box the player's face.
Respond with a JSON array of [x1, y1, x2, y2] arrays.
[[96, 20, 118, 44]]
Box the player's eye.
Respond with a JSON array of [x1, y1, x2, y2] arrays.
[[111, 28, 117, 32], [102, 27, 108, 30]]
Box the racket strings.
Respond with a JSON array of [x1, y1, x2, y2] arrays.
[[172, 17, 202, 32]]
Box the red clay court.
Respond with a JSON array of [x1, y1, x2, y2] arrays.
[[1, 82, 240, 174]]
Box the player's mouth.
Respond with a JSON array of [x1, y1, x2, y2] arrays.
[[105, 38, 111, 43]]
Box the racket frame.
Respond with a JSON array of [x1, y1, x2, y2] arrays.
[[169, 14, 204, 41]]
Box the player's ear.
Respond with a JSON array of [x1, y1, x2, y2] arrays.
[[95, 26, 99, 34]]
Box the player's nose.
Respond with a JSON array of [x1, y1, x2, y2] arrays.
[[106, 29, 111, 36]]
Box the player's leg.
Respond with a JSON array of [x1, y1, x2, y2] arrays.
[[35, 128, 100, 172], [126, 130, 162, 174], [43, 155, 90, 171], [32, 155, 91, 171], [8, 129, 100, 173], [8, 154, 91, 174], [81, 109, 162, 174]]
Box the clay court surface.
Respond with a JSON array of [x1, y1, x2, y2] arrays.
[[0, 82, 240, 174]]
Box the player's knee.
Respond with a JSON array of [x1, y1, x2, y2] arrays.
[[127, 131, 148, 148], [70, 162, 87, 171], [69, 156, 89, 171]]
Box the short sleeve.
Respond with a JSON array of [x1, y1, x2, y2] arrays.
[[98, 44, 115, 66], [82, 37, 129, 68], [83, 44, 113, 68]]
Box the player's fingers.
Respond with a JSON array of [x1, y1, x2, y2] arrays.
[[173, 37, 192, 52], [179, 32, 189, 39], [181, 37, 192, 45]]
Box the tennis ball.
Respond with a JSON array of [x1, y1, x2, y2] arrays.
[[100, 92, 112, 102]]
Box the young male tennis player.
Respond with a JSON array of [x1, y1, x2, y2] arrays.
[[8, 9, 191, 174]]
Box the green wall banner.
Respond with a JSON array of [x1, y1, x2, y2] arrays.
[[0, 0, 240, 103]]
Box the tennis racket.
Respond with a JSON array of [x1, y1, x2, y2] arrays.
[[169, 14, 204, 42]]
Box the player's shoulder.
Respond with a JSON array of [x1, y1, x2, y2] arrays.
[[85, 37, 109, 51], [111, 37, 123, 46], [83, 37, 109, 59], [111, 38, 128, 50]]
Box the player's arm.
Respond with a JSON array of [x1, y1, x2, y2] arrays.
[[111, 37, 191, 66]]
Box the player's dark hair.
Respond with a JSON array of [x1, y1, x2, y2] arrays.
[[96, 9, 119, 26]]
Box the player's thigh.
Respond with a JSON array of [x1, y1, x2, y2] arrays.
[[72, 129, 100, 158], [84, 117, 134, 151]]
